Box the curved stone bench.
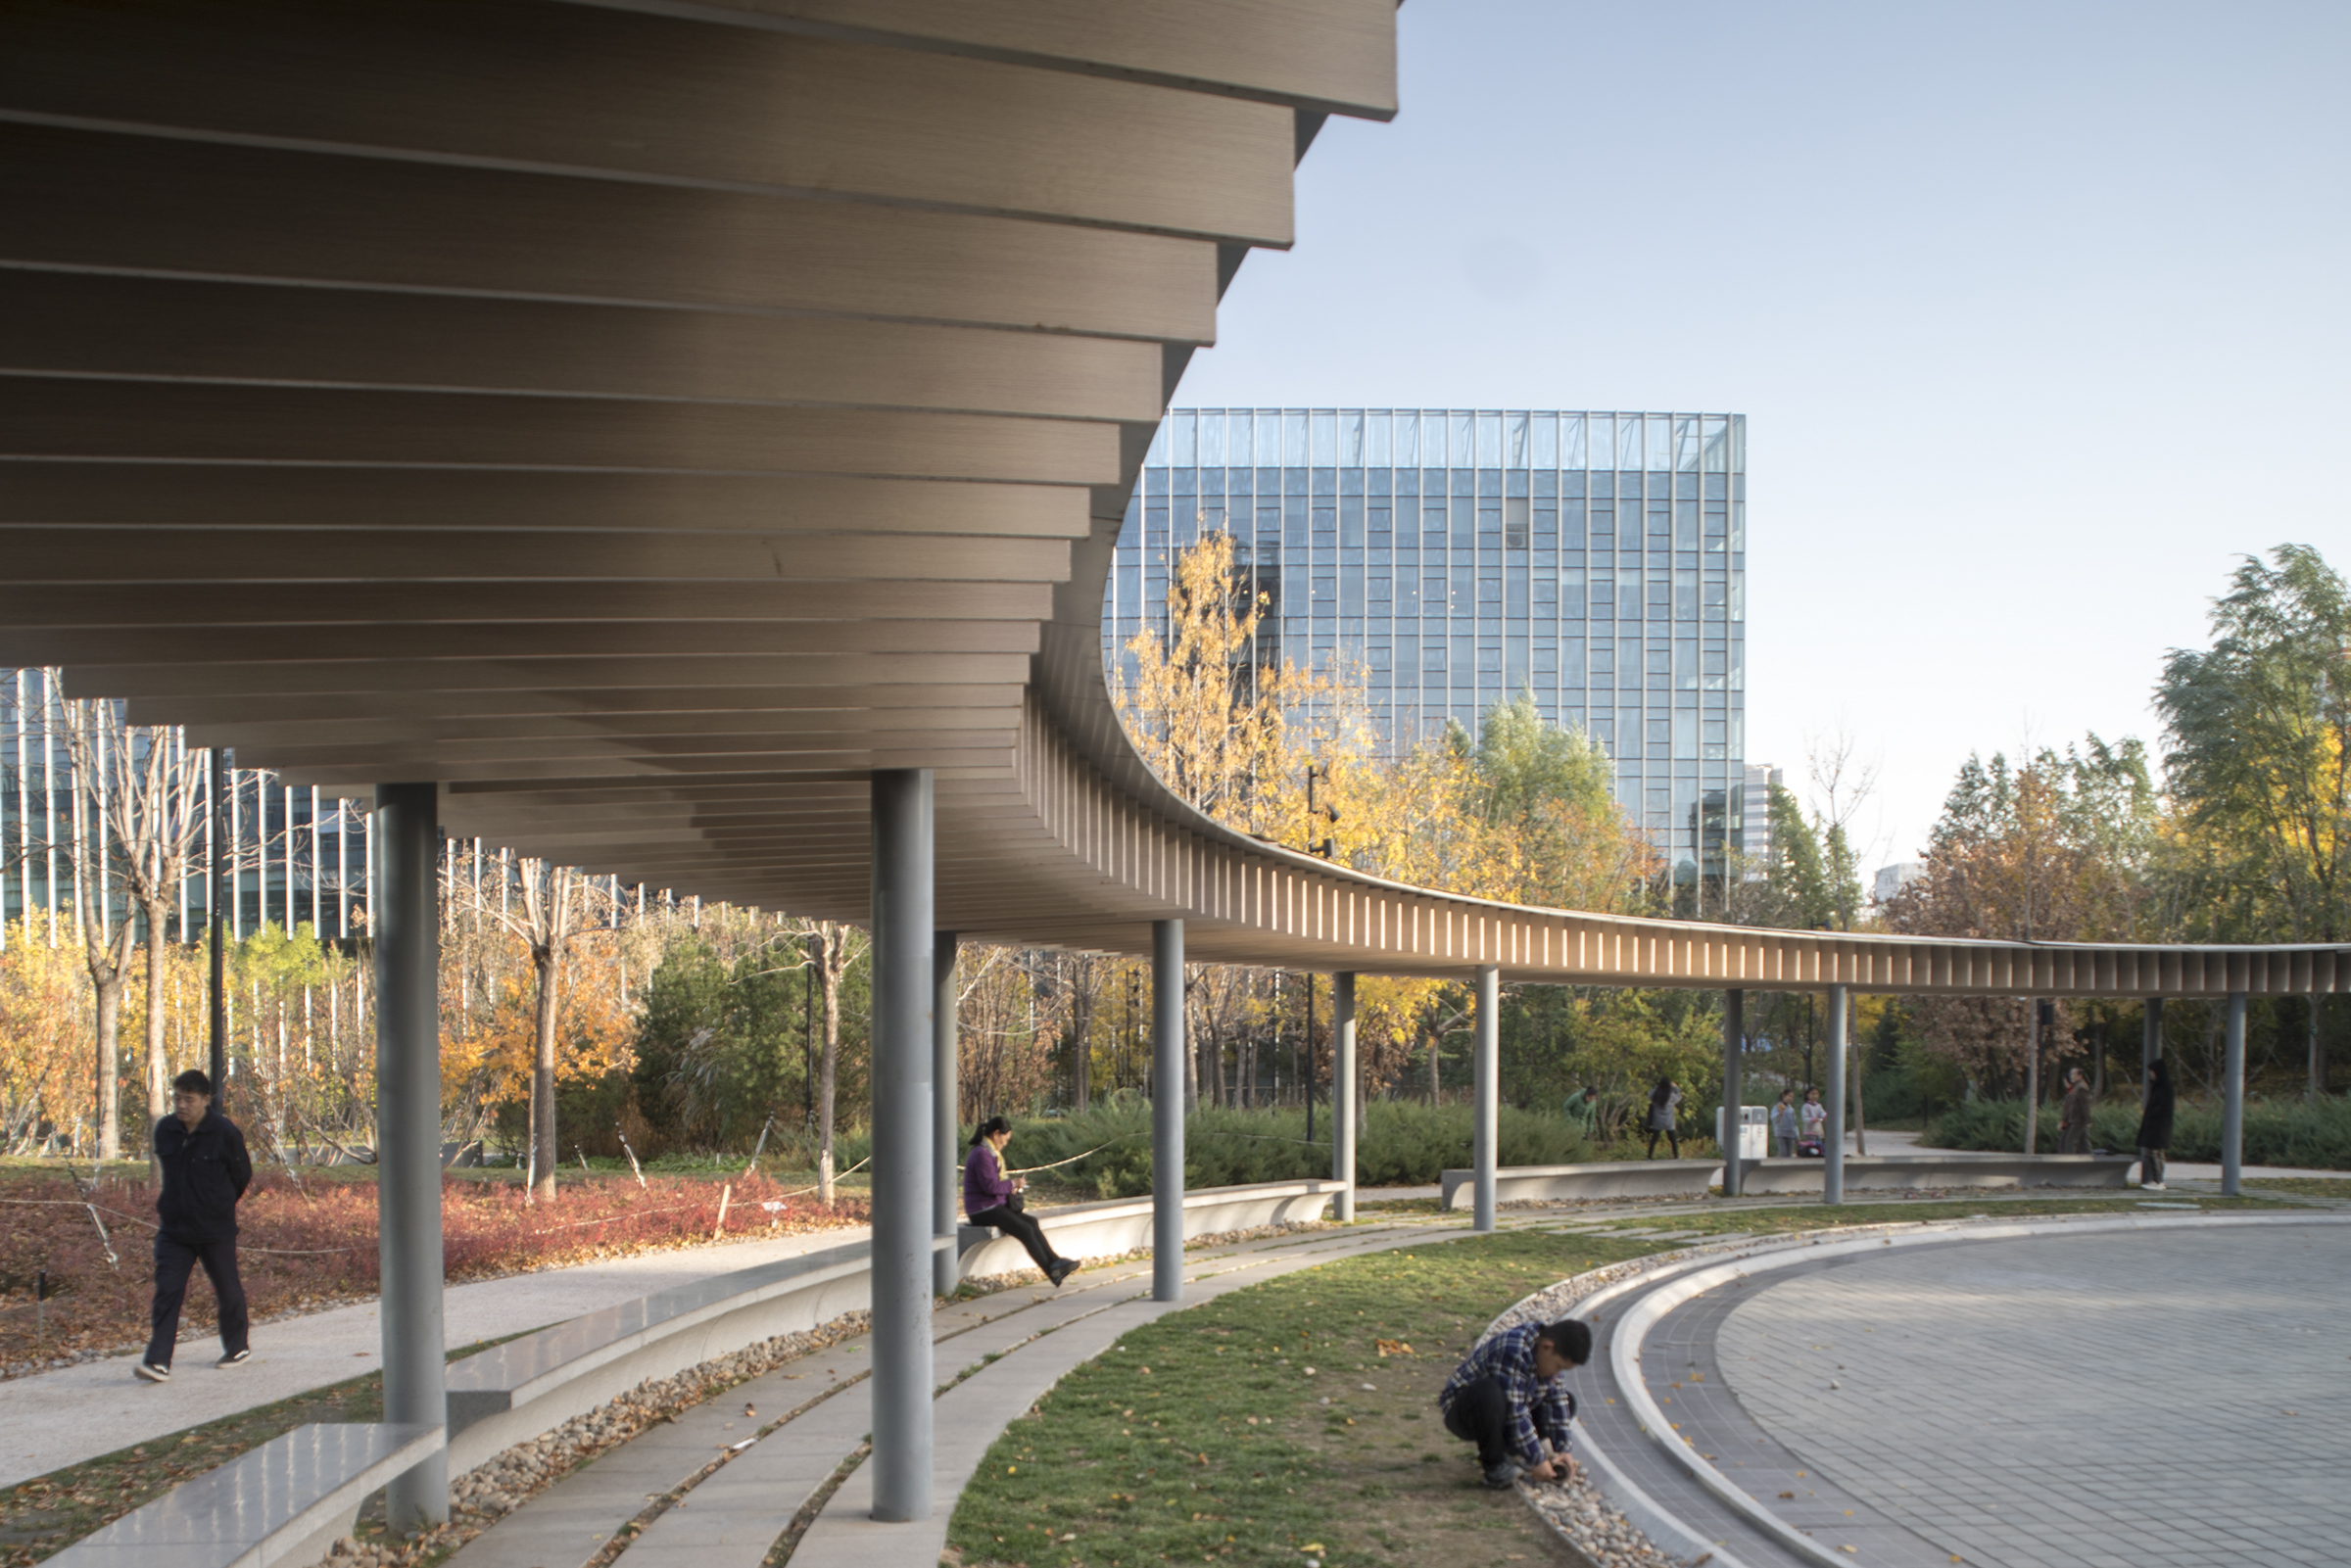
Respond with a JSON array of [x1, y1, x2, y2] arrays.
[[956, 1178, 1343, 1279], [443, 1233, 944, 1473], [1439, 1161, 1719, 1210], [44, 1424, 442, 1568], [1735, 1152, 2134, 1194]]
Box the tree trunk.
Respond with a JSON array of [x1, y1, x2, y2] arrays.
[[145, 907, 170, 1182], [1070, 983, 1091, 1114], [818, 930, 840, 1206], [531, 942, 561, 1203], [1851, 1035, 1868, 1157], [2311, 997, 2325, 1100], [93, 969, 123, 1162], [1426, 1032, 1441, 1106]]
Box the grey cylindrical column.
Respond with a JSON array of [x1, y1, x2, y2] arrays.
[[869, 770, 935, 1522], [1333, 974, 1358, 1222], [373, 784, 447, 1530], [2142, 995, 2163, 1087], [2023, 998, 2040, 1155], [1823, 985, 1847, 1206], [1152, 920, 1185, 1303], [2222, 990, 2246, 1198], [934, 930, 959, 1300], [1721, 989, 1745, 1197], [1472, 966, 1499, 1232]]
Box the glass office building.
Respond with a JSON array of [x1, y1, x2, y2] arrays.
[[1106, 409, 1748, 888], [0, 667, 372, 947]]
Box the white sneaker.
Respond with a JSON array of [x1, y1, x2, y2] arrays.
[[2140, 1182, 2166, 1191], [134, 1361, 170, 1383]]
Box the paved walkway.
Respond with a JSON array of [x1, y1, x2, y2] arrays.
[[1866, 1127, 2347, 1183], [1712, 1221, 2351, 1567], [0, 1223, 872, 1488]]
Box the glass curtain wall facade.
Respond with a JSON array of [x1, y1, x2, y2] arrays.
[[1106, 410, 1748, 889], [0, 668, 372, 948]]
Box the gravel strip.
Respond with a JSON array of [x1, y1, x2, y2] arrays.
[[310, 1311, 871, 1568]]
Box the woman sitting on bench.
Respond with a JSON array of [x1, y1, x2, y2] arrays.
[[964, 1116, 1078, 1287]]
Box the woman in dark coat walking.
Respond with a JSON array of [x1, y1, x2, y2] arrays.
[[2135, 1059, 2176, 1191], [1643, 1078, 1682, 1161]]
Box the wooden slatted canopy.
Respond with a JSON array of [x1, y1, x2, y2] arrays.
[[4, 0, 2342, 998]]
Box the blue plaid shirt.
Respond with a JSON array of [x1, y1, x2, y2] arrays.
[[1438, 1322, 1576, 1465]]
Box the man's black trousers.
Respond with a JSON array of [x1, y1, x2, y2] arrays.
[[147, 1232, 249, 1367], [1442, 1375, 1515, 1469], [966, 1205, 1064, 1275]]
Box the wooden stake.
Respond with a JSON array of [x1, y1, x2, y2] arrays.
[[712, 1183, 732, 1241]]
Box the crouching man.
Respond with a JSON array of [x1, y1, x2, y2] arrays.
[[1437, 1317, 1590, 1490]]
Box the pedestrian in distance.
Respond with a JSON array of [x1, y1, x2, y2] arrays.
[[1439, 1317, 1591, 1491], [1800, 1086, 1829, 1154], [962, 1116, 1078, 1287], [1564, 1086, 1600, 1148], [137, 1069, 252, 1382], [2135, 1059, 2175, 1190], [2058, 1067, 2095, 1155], [1770, 1091, 1799, 1158], [1643, 1078, 1682, 1160]]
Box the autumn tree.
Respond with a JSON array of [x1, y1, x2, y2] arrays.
[[1888, 737, 2157, 1094], [2156, 543, 2348, 945], [795, 918, 867, 1204], [60, 693, 208, 1165]]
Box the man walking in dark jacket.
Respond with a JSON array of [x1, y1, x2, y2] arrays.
[[137, 1069, 253, 1381]]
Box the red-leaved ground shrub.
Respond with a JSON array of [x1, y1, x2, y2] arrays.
[[0, 1165, 867, 1376]]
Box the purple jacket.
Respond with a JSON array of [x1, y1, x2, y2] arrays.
[[963, 1142, 1015, 1216]]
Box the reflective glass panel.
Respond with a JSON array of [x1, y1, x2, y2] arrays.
[[1312, 410, 1336, 464], [1394, 411, 1418, 466]]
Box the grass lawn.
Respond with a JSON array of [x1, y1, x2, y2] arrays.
[[946, 1192, 2303, 1568], [944, 1229, 1656, 1568], [2242, 1176, 2351, 1200]]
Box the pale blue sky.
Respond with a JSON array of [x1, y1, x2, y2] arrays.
[[1176, 0, 2351, 876]]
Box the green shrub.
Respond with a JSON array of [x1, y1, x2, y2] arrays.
[[1922, 1095, 2351, 1169], [971, 1097, 1594, 1199]]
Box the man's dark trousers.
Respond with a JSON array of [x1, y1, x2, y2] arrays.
[[1442, 1375, 1514, 1470], [146, 1232, 249, 1368]]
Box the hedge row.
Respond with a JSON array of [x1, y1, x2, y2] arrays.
[[1922, 1095, 2351, 1169]]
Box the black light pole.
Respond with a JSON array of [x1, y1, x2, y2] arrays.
[[209, 746, 228, 1109]]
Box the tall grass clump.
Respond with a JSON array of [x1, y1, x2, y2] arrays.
[[1922, 1095, 2351, 1169]]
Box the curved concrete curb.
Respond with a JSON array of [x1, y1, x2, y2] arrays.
[[1603, 1212, 2351, 1568]]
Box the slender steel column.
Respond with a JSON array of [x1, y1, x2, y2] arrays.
[[934, 929, 960, 1299], [1721, 989, 1745, 1197], [2142, 996, 2163, 1089], [869, 769, 935, 1522], [1823, 985, 1848, 1206], [1332, 974, 1358, 1222], [1472, 966, 1499, 1232], [2022, 998, 2040, 1155], [209, 747, 227, 1110], [2222, 990, 2246, 1198], [372, 784, 446, 1530], [1152, 919, 1185, 1303]]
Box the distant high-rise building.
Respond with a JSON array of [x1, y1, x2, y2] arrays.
[[1874, 862, 1926, 905], [1740, 764, 1783, 878], [1108, 409, 1749, 888]]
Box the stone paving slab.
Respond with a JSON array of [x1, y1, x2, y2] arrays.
[[1714, 1221, 2351, 1568], [0, 1224, 874, 1488]]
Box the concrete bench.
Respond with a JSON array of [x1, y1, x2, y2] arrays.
[[45, 1424, 441, 1568], [957, 1178, 1343, 1279], [1735, 1152, 2135, 1194], [1440, 1161, 1720, 1210], [442, 1234, 939, 1473]]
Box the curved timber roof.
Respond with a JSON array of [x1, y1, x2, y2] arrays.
[[4, 0, 2342, 997]]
